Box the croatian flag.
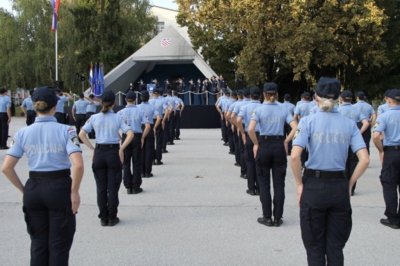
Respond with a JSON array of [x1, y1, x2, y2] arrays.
[[51, 0, 61, 31]]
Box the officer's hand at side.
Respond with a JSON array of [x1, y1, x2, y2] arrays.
[[379, 152, 384, 166], [71, 191, 80, 214], [253, 144, 259, 159], [141, 138, 145, 148], [284, 140, 289, 156], [118, 148, 124, 164], [242, 134, 246, 145], [297, 184, 303, 207]]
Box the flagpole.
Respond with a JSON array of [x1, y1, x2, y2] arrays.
[[55, 29, 58, 81]]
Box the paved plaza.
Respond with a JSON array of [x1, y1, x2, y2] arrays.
[[0, 117, 398, 265]]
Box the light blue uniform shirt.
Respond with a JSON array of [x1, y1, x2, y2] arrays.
[[251, 102, 293, 136], [72, 99, 89, 114], [282, 101, 295, 115], [227, 99, 237, 112], [353, 100, 375, 122], [373, 106, 400, 146], [7, 116, 81, 171], [233, 98, 250, 115], [21, 97, 34, 111], [81, 111, 131, 144], [338, 103, 367, 122], [377, 103, 389, 116], [117, 105, 149, 133], [238, 100, 261, 132], [216, 95, 227, 108], [293, 109, 366, 171], [0, 95, 11, 112], [138, 102, 159, 124], [86, 101, 100, 113], [174, 97, 184, 111], [56, 95, 69, 113], [294, 101, 311, 118], [149, 96, 165, 115]]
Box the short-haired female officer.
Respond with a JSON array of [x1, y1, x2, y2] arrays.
[[291, 77, 369, 266], [79, 90, 133, 227], [2, 86, 84, 266], [248, 82, 297, 227]]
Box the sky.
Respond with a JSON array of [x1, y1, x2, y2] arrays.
[[0, 0, 178, 12]]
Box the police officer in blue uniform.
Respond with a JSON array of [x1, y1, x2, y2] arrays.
[[149, 88, 166, 165], [55, 90, 72, 124], [139, 90, 161, 177], [291, 77, 369, 266], [21, 90, 36, 125], [172, 90, 185, 140], [353, 91, 376, 153], [338, 90, 369, 195], [377, 89, 391, 117], [2, 86, 84, 266], [72, 93, 89, 142], [237, 87, 262, 195], [372, 88, 400, 229], [86, 94, 100, 139], [0, 87, 11, 149], [79, 90, 133, 226], [248, 82, 297, 227], [117, 91, 151, 194]]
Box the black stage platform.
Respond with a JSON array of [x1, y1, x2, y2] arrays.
[[67, 105, 220, 129]]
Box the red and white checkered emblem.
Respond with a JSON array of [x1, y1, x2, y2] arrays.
[[160, 38, 171, 47]]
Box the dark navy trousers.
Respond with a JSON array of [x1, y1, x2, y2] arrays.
[[23, 174, 75, 266], [300, 176, 352, 266]]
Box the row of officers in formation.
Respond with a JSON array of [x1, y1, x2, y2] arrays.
[[215, 80, 400, 266], [0, 80, 399, 266], [1, 86, 184, 266]]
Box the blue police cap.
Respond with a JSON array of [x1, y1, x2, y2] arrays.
[[243, 88, 250, 97], [356, 91, 366, 100], [301, 92, 311, 98], [316, 77, 340, 100], [32, 86, 58, 109], [102, 90, 115, 103], [284, 93, 291, 101], [126, 91, 136, 100], [153, 87, 160, 94], [250, 87, 260, 96], [340, 90, 353, 100], [387, 89, 400, 101], [263, 82, 278, 93], [384, 89, 392, 97]]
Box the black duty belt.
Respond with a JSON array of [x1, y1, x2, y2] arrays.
[[259, 135, 285, 141], [303, 169, 345, 179], [95, 143, 119, 149], [383, 146, 400, 151], [29, 169, 70, 179]]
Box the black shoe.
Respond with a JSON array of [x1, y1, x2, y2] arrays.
[[274, 218, 283, 227], [240, 174, 247, 179], [255, 189, 260, 195], [162, 149, 168, 153], [257, 217, 274, 227], [234, 162, 240, 167], [228, 151, 235, 155], [380, 218, 400, 229], [175, 137, 180, 140], [168, 142, 175, 145], [100, 219, 108, 226], [155, 160, 163, 165], [246, 189, 256, 196], [223, 142, 229, 146], [132, 187, 143, 194], [143, 173, 153, 178], [127, 188, 133, 194], [108, 217, 120, 226]]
